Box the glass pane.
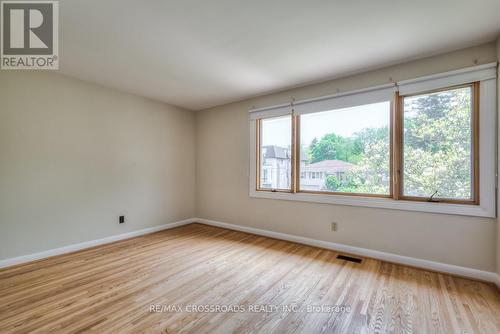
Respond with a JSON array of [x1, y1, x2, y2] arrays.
[[402, 86, 473, 200], [299, 102, 391, 194], [259, 115, 292, 190]]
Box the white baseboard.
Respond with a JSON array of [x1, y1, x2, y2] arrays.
[[2, 217, 498, 289], [194, 218, 500, 287], [0, 218, 195, 269]]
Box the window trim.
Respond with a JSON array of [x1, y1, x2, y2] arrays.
[[249, 63, 497, 218]]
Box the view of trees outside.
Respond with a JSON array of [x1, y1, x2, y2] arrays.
[[259, 88, 472, 198], [300, 102, 391, 194], [403, 86, 473, 200]]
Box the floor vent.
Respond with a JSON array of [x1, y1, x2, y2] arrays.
[[336, 254, 362, 263]]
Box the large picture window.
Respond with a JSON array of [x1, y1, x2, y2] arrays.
[[254, 84, 479, 202], [249, 63, 497, 217], [299, 102, 391, 196]]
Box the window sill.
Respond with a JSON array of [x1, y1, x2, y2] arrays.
[[249, 190, 495, 218]]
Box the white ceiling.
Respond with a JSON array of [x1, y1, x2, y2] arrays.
[[60, 1, 500, 110]]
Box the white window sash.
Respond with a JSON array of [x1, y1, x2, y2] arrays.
[[249, 104, 291, 120], [398, 62, 497, 96], [292, 84, 396, 115]]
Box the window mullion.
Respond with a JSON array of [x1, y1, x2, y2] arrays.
[[292, 115, 300, 193], [472, 82, 480, 204], [393, 92, 403, 200], [255, 119, 261, 191]]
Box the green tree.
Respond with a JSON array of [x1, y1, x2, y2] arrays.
[[338, 136, 389, 194], [334, 126, 390, 194], [325, 175, 341, 191], [403, 88, 472, 199], [309, 133, 362, 163], [312, 127, 390, 194], [309, 137, 318, 151], [305, 87, 471, 198]]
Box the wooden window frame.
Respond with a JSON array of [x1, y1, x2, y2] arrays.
[[294, 103, 394, 199], [396, 82, 480, 205], [256, 82, 480, 206]]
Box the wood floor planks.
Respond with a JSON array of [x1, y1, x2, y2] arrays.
[[0, 223, 499, 334]]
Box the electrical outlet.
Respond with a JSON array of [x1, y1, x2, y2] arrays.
[[119, 216, 125, 224], [331, 222, 338, 231]]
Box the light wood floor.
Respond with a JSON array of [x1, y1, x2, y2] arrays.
[[0, 223, 499, 334]]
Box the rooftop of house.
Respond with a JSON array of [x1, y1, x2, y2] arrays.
[[262, 145, 308, 161], [262, 145, 290, 159], [302, 159, 353, 171]]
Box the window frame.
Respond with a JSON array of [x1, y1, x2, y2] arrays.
[[395, 83, 480, 205], [257, 88, 478, 202], [249, 63, 497, 218]]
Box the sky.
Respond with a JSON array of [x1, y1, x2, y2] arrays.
[[261, 101, 390, 147]]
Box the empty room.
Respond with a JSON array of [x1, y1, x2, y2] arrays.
[[1, 1, 500, 333]]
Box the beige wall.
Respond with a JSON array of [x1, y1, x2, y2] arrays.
[[0, 71, 196, 260], [196, 42, 498, 272]]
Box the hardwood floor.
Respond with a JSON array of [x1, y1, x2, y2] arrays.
[[0, 223, 499, 334]]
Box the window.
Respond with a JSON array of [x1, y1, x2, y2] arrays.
[[400, 84, 478, 203], [257, 115, 292, 191], [249, 63, 497, 217], [299, 101, 391, 195]]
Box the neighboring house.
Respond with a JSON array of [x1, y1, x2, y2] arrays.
[[261, 145, 292, 189], [261, 145, 353, 191], [300, 159, 353, 191]]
